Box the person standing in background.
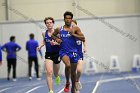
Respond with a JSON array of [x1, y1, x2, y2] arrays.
[[26, 33, 43, 80], [0, 45, 2, 66], [1, 36, 21, 81]]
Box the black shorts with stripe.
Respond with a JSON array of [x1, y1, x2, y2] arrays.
[[45, 52, 60, 64]]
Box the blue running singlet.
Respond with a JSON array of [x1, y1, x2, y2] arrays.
[[59, 26, 80, 63]]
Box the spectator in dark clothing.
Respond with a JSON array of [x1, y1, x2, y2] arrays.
[[1, 36, 21, 81], [0, 45, 2, 66], [26, 33, 42, 80]]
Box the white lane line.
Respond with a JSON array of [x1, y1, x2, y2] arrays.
[[92, 81, 100, 93], [57, 87, 64, 93], [92, 75, 140, 93], [101, 75, 140, 83], [0, 87, 11, 93], [25, 86, 42, 93]]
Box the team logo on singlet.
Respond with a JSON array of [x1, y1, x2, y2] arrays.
[[45, 37, 50, 42], [60, 32, 71, 37], [76, 40, 82, 45]]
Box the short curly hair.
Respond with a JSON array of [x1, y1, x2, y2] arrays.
[[64, 11, 73, 19], [44, 17, 54, 24]]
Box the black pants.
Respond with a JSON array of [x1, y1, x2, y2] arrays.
[[7, 58, 17, 79], [28, 57, 39, 78]]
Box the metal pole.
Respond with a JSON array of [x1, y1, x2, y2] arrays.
[[73, 0, 79, 18], [5, 0, 9, 21]]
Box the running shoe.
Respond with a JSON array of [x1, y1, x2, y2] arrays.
[[48, 90, 54, 93], [12, 78, 17, 82], [37, 78, 41, 81], [55, 76, 61, 85], [75, 81, 82, 90], [29, 77, 32, 80], [64, 83, 70, 92]]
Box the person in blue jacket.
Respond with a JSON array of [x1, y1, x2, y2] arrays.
[[26, 33, 43, 80], [0, 45, 2, 66], [1, 36, 21, 81]]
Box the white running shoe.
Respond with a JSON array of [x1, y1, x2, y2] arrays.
[[12, 79, 17, 82], [75, 81, 82, 91], [48, 90, 54, 93], [37, 78, 41, 81], [29, 77, 32, 80]]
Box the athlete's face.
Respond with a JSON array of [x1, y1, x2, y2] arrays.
[[64, 15, 72, 26], [45, 19, 54, 29]]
